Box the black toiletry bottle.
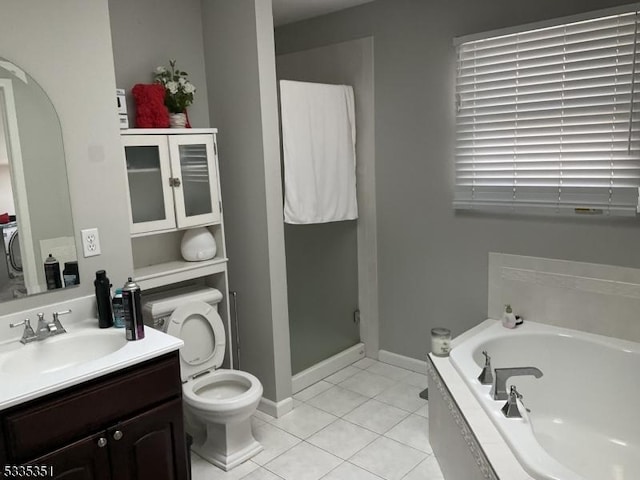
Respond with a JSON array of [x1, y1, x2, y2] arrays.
[[94, 270, 113, 328], [44, 254, 62, 290], [63, 261, 80, 286]]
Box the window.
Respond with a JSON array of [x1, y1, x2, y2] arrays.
[[454, 9, 640, 216]]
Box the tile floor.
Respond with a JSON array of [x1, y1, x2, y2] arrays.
[[191, 358, 445, 480]]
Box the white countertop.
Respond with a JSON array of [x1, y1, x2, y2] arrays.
[[0, 319, 182, 411]]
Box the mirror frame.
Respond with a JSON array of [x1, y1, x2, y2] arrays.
[[0, 74, 39, 294]]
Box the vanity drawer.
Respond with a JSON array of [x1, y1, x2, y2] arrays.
[[2, 352, 182, 462]]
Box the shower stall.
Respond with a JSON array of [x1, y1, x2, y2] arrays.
[[276, 37, 377, 392]]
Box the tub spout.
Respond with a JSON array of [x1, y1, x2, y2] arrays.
[[477, 350, 493, 385], [491, 367, 543, 400]]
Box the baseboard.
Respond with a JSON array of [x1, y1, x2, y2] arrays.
[[258, 396, 293, 418], [378, 349, 428, 374], [291, 342, 365, 394]]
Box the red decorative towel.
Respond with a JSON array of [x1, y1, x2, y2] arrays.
[[131, 84, 169, 128]]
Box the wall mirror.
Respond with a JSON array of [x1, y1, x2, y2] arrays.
[[0, 56, 78, 302]]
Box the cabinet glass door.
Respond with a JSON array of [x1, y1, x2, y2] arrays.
[[122, 135, 176, 234], [168, 134, 221, 228]]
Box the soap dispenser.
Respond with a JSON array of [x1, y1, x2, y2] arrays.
[[502, 304, 516, 329]]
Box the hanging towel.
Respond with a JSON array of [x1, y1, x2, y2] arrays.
[[280, 80, 358, 224]]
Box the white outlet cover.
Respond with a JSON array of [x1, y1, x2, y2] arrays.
[[81, 228, 101, 257]]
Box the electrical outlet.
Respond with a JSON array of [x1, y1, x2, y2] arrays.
[[81, 228, 101, 257]]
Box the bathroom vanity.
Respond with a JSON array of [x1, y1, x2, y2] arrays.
[[0, 353, 187, 479], [0, 307, 187, 479]]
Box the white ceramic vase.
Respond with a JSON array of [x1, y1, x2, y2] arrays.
[[181, 227, 217, 262], [169, 112, 187, 128]]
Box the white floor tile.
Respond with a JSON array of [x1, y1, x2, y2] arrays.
[[401, 455, 444, 480], [242, 467, 285, 480], [339, 370, 396, 398], [294, 381, 334, 401], [270, 404, 337, 439], [321, 462, 383, 479], [254, 409, 276, 423], [350, 437, 427, 480], [413, 403, 428, 418], [366, 362, 412, 380], [307, 418, 379, 460], [264, 442, 342, 480], [324, 366, 360, 384], [343, 399, 410, 434], [307, 385, 368, 417], [375, 382, 426, 412], [190, 453, 258, 480], [352, 357, 377, 369], [384, 414, 432, 453], [402, 372, 428, 388], [252, 423, 301, 466]]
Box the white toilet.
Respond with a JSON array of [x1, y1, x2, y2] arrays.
[[143, 288, 263, 471]]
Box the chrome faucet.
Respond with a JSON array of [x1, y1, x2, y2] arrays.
[[491, 366, 543, 400], [9, 309, 70, 344], [501, 385, 530, 418], [477, 350, 493, 385], [9, 318, 37, 344], [51, 309, 70, 335]]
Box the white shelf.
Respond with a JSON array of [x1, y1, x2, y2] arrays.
[[121, 128, 218, 135], [127, 167, 160, 174], [134, 257, 228, 291]]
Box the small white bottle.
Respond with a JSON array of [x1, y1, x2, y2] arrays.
[[502, 304, 517, 329]]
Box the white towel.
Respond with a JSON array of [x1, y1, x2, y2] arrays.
[[280, 80, 358, 224]]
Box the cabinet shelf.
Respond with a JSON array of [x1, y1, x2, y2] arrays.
[[134, 257, 228, 290], [127, 167, 160, 174]]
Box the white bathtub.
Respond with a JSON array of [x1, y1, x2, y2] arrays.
[[449, 319, 640, 480]]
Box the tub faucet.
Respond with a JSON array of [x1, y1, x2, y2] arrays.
[[501, 385, 530, 418], [477, 351, 493, 385], [491, 367, 543, 400]]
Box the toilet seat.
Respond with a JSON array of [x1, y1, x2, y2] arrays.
[[183, 369, 263, 414], [168, 300, 226, 381]]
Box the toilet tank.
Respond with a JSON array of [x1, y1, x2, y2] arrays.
[[142, 287, 224, 330]]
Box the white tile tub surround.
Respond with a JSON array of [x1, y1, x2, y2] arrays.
[[428, 350, 534, 480], [488, 253, 640, 342]]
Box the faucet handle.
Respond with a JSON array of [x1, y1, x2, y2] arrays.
[[509, 385, 530, 412], [51, 309, 70, 334], [53, 309, 72, 321], [481, 350, 491, 366], [9, 319, 37, 344], [477, 350, 493, 385], [10, 318, 32, 330]]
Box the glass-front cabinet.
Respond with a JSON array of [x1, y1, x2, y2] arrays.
[[121, 130, 221, 235]]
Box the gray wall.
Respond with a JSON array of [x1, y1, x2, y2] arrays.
[[275, 0, 640, 361], [0, 0, 134, 316], [109, 0, 210, 128], [202, 0, 292, 402]]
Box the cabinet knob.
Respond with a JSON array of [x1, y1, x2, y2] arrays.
[[97, 437, 107, 448], [113, 430, 123, 441]]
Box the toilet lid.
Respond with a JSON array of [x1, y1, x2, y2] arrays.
[[167, 300, 226, 381]]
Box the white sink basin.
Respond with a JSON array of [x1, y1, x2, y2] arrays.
[[0, 330, 128, 376]]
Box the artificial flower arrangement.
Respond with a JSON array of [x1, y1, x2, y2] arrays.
[[153, 59, 196, 114]]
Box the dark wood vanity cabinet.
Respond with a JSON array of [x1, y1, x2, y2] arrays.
[[0, 352, 188, 480]]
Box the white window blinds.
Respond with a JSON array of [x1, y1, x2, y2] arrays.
[[454, 11, 640, 216]]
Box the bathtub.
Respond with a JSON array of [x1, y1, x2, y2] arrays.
[[449, 319, 640, 480]]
